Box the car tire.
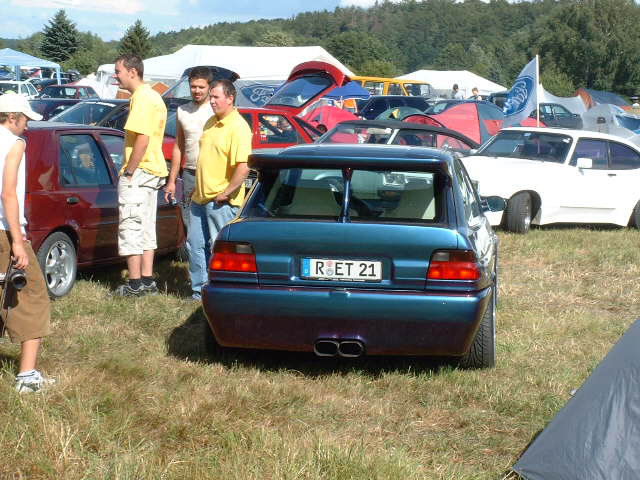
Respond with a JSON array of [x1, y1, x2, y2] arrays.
[[505, 193, 532, 233], [36, 232, 77, 298], [629, 201, 640, 228], [459, 290, 496, 369]]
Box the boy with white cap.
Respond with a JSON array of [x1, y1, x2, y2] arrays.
[[0, 92, 54, 393]]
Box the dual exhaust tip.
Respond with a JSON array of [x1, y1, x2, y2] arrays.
[[314, 339, 365, 358]]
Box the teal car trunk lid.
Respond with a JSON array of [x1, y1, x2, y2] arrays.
[[225, 220, 459, 291]]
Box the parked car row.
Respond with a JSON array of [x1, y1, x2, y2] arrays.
[[22, 61, 504, 369], [30, 61, 639, 370]]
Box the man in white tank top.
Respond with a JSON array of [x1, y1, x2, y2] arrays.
[[164, 67, 214, 231], [0, 93, 55, 393]]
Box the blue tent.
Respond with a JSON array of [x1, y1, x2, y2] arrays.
[[582, 88, 629, 108], [324, 81, 370, 100], [0, 48, 61, 81]]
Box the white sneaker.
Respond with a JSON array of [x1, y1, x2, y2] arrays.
[[14, 370, 56, 393]]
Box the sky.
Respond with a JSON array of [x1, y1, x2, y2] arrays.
[[0, 0, 399, 42]]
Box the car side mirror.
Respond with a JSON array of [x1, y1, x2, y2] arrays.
[[481, 196, 507, 213], [472, 180, 480, 191], [469, 148, 478, 155], [576, 157, 593, 169]]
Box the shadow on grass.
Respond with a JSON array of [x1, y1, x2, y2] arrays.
[[166, 309, 452, 378], [78, 254, 192, 298]]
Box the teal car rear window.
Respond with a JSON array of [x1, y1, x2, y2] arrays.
[[246, 168, 441, 223]]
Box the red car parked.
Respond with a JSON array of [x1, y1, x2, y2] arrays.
[[25, 122, 184, 297]]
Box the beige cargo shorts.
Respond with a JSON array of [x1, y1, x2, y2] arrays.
[[118, 169, 165, 256]]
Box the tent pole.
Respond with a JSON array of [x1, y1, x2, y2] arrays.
[[536, 54, 540, 128]]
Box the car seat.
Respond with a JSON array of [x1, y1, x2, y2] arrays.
[[385, 178, 435, 220]]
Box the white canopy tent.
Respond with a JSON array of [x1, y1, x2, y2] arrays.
[[94, 64, 118, 99], [396, 69, 505, 98], [95, 45, 354, 99], [538, 86, 587, 114], [142, 45, 354, 81]]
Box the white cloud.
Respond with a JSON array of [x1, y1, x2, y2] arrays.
[[11, 0, 146, 15]]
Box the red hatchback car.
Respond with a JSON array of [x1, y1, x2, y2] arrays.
[[25, 122, 185, 297]]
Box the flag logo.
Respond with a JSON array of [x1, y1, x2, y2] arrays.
[[503, 75, 535, 116], [503, 57, 538, 127]]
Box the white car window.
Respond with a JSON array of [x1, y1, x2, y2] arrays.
[[27, 83, 37, 96], [571, 139, 609, 169], [610, 142, 640, 170]]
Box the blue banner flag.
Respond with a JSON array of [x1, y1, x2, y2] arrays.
[[503, 57, 538, 127]]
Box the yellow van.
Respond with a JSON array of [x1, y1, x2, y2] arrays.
[[352, 76, 432, 97]]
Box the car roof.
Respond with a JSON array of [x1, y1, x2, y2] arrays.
[[329, 119, 480, 147], [238, 107, 295, 115], [75, 99, 128, 106], [432, 99, 494, 105], [250, 143, 453, 172], [30, 98, 79, 103], [501, 126, 636, 142], [365, 95, 421, 100], [25, 121, 124, 134], [43, 84, 83, 88]]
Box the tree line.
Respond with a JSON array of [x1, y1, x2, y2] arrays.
[[2, 0, 639, 97]]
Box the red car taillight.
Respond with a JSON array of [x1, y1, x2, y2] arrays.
[[427, 250, 481, 280], [210, 241, 257, 273]]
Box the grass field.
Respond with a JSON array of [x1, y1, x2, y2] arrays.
[[1, 227, 639, 479]]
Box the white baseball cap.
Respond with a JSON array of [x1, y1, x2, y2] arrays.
[[0, 92, 43, 121]]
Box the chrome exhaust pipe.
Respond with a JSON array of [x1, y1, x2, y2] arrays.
[[314, 339, 339, 357], [338, 340, 365, 358]]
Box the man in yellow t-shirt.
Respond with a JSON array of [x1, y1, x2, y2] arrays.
[[112, 54, 168, 297], [188, 79, 252, 300]]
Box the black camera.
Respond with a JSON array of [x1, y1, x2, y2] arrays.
[[0, 266, 27, 291]]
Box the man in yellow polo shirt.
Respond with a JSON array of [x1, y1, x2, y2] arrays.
[[188, 79, 251, 300], [112, 54, 168, 297]]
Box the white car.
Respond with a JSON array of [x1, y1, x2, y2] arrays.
[[0, 80, 39, 99], [462, 127, 640, 233]]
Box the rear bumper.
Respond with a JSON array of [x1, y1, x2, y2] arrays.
[[202, 283, 492, 356]]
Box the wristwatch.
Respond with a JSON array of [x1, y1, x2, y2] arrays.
[[123, 170, 134, 177]]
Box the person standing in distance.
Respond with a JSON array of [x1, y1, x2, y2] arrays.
[[188, 79, 251, 300], [469, 87, 482, 101], [164, 67, 214, 231], [112, 54, 168, 297], [451, 83, 464, 99], [0, 93, 54, 393]]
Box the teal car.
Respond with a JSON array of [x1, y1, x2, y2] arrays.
[[201, 144, 505, 368]]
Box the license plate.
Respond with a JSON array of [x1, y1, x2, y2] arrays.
[[302, 258, 382, 282]]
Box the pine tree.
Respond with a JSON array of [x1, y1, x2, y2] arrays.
[[40, 10, 79, 63], [118, 20, 152, 59]]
